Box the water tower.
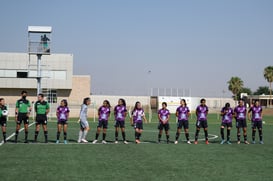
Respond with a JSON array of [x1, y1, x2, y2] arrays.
[[28, 26, 52, 95]]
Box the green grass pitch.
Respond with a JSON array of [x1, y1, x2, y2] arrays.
[[0, 113, 272, 181]]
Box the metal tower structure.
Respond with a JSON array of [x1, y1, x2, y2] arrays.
[[28, 26, 52, 95]]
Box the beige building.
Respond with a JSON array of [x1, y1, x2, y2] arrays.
[[0, 52, 90, 118]]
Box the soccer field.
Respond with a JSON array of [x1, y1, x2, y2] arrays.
[[0, 114, 273, 181]]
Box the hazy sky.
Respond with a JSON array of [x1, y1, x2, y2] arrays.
[[1, 0, 273, 97]]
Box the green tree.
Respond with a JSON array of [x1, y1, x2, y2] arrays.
[[228, 77, 244, 101], [254, 86, 270, 95], [264, 66, 273, 106], [237, 87, 252, 100]]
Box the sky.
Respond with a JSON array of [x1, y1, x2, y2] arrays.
[[0, 0, 273, 97]]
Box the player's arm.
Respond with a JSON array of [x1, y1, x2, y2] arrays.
[[142, 112, 147, 123], [158, 113, 162, 123], [175, 110, 179, 118], [130, 114, 134, 125], [46, 104, 50, 115]]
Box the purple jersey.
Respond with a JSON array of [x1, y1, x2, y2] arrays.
[[158, 108, 170, 123], [234, 105, 247, 120], [249, 106, 262, 122], [176, 106, 190, 121], [221, 107, 233, 123], [98, 106, 110, 121], [56, 106, 70, 121], [114, 105, 127, 121], [132, 109, 145, 123], [196, 105, 208, 121]]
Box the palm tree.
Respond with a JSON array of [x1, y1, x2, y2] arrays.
[[264, 66, 273, 107], [227, 77, 244, 101]]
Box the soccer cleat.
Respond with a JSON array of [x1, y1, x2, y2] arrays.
[[194, 141, 198, 145], [24, 140, 29, 144], [135, 139, 140, 144], [56, 140, 59, 144], [77, 139, 81, 143], [237, 141, 241, 144], [244, 141, 250, 145], [174, 141, 178, 144], [220, 140, 225, 144], [205, 140, 209, 145], [81, 139, 88, 143], [252, 141, 256, 144], [92, 140, 98, 144], [45, 140, 48, 143], [114, 141, 118, 144], [259, 141, 264, 144], [187, 141, 191, 144], [123, 140, 128, 144], [226, 141, 232, 145], [64, 140, 67, 144], [102, 140, 107, 144]]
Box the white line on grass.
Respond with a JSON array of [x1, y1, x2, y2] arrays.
[[0, 121, 36, 146]]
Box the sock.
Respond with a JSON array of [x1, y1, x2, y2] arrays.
[[44, 131, 48, 142], [166, 134, 170, 141], [102, 133, 106, 140], [258, 129, 263, 141], [78, 130, 83, 141], [83, 130, 88, 140], [15, 130, 19, 141], [3, 132, 6, 142], [252, 130, 256, 141], [220, 128, 224, 140], [64, 132, 67, 140], [25, 131, 28, 141], [204, 130, 208, 141], [195, 130, 200, 141], [115, 131, 118, 141], [158, 134, 162, 142], [138, 133, 142, 139], [244, 134, 247, 142], [57, 131, 60, 140], [175, 132, 180, 141], [34, 131, 39, 141], [122, 132, 126, 141], [185, 133, 189, 141], [95, 133, 99, 140], [135, 131, 138, 139], [227, 129, 231, 141], [237, 133, 241, 141]]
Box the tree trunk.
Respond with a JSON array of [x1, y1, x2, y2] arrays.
[[269, 82, 272, 107]]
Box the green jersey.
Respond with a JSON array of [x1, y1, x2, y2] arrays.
[[0, 105, 7, 117], [16, 99, 31, 113], [35, 101, 50, 115]]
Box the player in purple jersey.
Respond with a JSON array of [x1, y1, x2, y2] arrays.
[[220, 103, 233, 144], [157, 102, 170, 144], [248, 100, 263, 144], [234, 99, 249, 144], [175, 99, 191, 144], [92, 100, 111, 144], [130, 101, 147, 144], [194, 99, 209, 144], [56, 99, 70, 144], [114, 98, 128, 144]]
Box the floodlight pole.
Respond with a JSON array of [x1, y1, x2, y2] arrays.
[[37, 54, 42, 95]]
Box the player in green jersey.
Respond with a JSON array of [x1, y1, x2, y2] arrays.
[[34, 93, 50, 143], [15, 91, 32, 143]]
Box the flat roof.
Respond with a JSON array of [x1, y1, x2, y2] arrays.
[[28, 26, 52, 33]]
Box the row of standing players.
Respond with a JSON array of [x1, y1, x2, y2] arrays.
[[0, 91, 264, 144]]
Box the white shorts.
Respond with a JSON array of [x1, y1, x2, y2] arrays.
[[80, 120, 89, 129]]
